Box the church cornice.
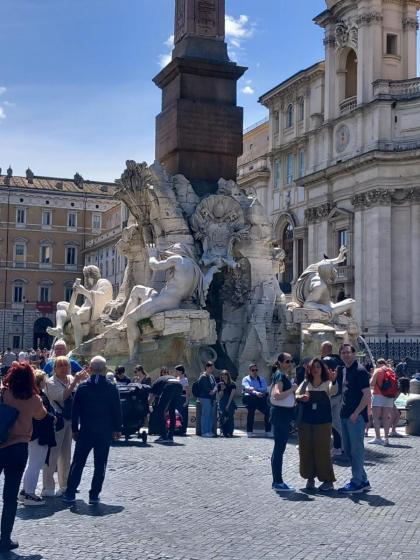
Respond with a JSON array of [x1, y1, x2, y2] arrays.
[[352, 188, 420, 210], [297, 147, 420, 188], [305, 202, 335, 224]]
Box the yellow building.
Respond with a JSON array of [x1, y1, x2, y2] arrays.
[[0, 168, 118, 351]]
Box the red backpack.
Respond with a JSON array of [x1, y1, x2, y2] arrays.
[[379, 367, 399, 398]]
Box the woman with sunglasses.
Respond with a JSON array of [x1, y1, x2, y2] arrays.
[[132, 365, 152, 386], [269, 353, 298, 493], [295, 358, 338, 491]]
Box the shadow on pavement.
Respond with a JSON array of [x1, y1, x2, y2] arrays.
[[113, 441, 152, 448], [16, 500, 69, 521], [326, 492, 395, 507], [276, 492, 315, 502], [0, 554, 43, 560], [69, 502, 124, 517]]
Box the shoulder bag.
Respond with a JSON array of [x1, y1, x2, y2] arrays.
[[270, 377, 295, 408], [0, 391, 20, 444]]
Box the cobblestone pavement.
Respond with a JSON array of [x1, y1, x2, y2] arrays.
[[2, 428, 420, 560]]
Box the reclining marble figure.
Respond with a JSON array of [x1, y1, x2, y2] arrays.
[[288, 246, 355, 318], [47, 265, 113, 347], [117, 243, 205, 358]]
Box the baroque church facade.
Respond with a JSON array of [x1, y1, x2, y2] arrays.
[[239, 0, 420, 341]]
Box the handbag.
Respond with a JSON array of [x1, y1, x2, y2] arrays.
[[270, 379, 295, 408], [0, 391, 20, 444]]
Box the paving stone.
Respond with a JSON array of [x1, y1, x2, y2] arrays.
[[1, 429, 419, 559]]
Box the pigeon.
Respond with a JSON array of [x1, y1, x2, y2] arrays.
[[323, 254, 329, 259]]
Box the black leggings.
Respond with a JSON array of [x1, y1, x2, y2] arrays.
[[0, 443, 28, 541]]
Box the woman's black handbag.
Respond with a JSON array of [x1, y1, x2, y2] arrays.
[[0, 391, 20, 444]]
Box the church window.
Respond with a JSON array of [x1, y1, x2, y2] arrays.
[[386, 34, 398, 56], [286, 154, 294, 184], [298, 98, 304, 122], [286, 104, 294, 128]]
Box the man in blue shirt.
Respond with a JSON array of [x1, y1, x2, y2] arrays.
[[242, 364, 271, 437], [43, 340, 82, 377]]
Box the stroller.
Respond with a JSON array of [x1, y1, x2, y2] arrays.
[[117, 383, 150, 442]]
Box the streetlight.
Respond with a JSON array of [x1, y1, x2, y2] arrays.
[[21, 296, 26, 350]]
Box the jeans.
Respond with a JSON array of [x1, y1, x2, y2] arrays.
[[341, 416, 368, 486], [155, 384, 183, 437], [200, 398, 215, 435], [243, 394, 271, 433], [66, 432, 111, 499], [270, 407, 293, 484], [0, 443, 28, 541], [23, 439, 49, 495]]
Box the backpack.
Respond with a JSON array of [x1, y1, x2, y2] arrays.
[[191, 380, 200, 398], [379, 367, 399, 398]]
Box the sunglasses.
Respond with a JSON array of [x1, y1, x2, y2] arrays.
[[283, 360, 292, 364], [251, 368, 258, 372]]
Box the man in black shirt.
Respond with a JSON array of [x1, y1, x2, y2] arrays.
[[338, 344, 371, 494], [149, 375, 183, 443], [63, 356, 122, 505]]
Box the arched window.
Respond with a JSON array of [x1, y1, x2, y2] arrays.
[[345, 50, 357, 99], [286, 104, 294, 128], [298, 97, 305, 122]]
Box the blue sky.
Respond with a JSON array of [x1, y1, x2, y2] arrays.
[[0, 0, 327, 181]]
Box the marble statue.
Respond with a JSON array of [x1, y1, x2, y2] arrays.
[[116, 242, 205, 358], [191, 194, 249, 294], [47, 265, 113, 347], [288, 246, 355, 319]]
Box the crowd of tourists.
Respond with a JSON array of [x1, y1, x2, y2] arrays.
[[0, 338, 413, 552]]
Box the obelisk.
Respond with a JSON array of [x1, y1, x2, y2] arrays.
[[153, 0, 247, 195]]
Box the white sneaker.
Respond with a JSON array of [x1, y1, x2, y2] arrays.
[[368, 438, 384, 445], [202, 433, 214, 438], [247, 432, 255, 438], [331, 448, 343, 457], [23, 494, 45, 506], [265, 432, 274, 438], [55, 488, 65, 497]]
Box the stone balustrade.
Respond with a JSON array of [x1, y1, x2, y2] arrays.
[[339, 95, 357, 115], [373, 77, 420, 98]]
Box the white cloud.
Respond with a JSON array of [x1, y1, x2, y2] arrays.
[[3, 101, 15, 107], [225, 15, 254, 41], [0, 107, 6, 120], [225, 14, 255, 62], [0, 87, 6, 96], [241, 85, 255, 95], [164, 34, 174, 49], [158, 53, 172, 68], [158, 35, 174, 68]]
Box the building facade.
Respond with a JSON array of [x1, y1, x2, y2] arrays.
[[84, 202, 128, 296], [0, 169, 117, 351], [244, 0, 420, 340]]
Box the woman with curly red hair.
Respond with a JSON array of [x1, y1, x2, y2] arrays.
[[0, 362, 47, 552]]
